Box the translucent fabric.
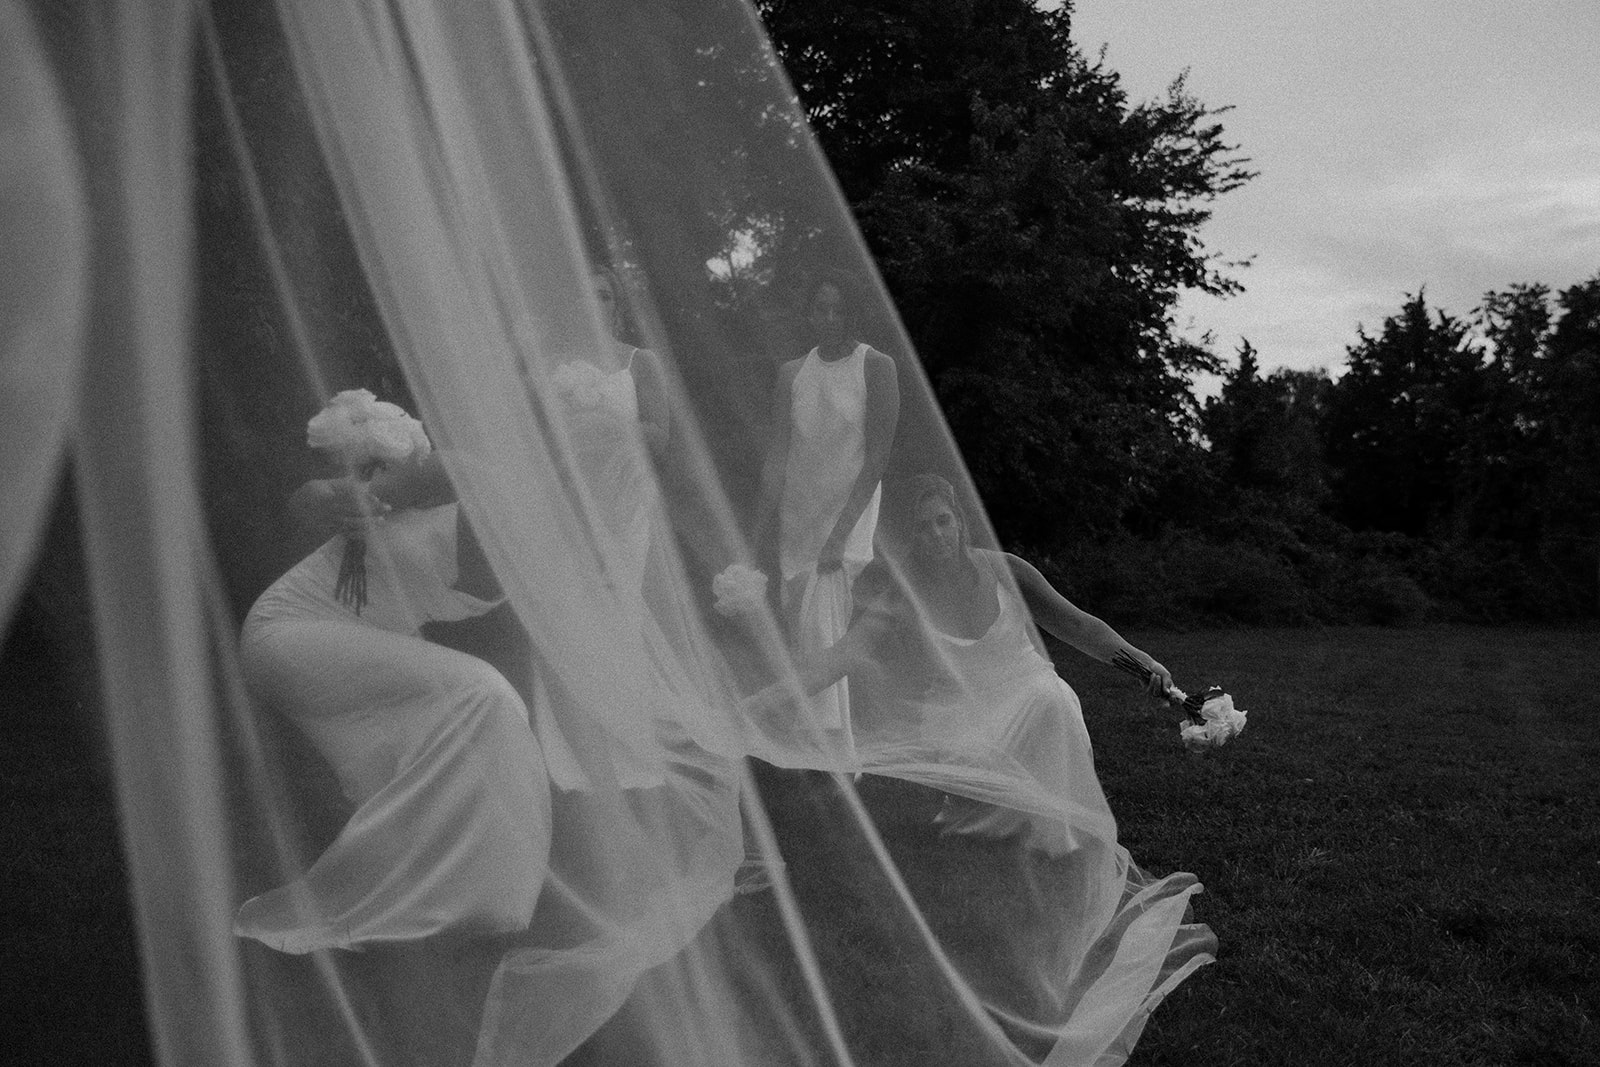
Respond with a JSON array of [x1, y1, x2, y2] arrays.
[[5, 0, 1215, 1064]]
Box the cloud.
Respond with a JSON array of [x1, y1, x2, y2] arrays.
[[1371, 132, 1600, 263], [1179, 260, 1394, 377], [1194, 132, 1600, 375]]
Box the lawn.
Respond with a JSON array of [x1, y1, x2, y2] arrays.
[[1081, 625, 1600, 1066], [3, 625, 1597, 1064]]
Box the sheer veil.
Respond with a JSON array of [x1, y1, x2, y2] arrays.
[[4, 1, 1214, 1064]]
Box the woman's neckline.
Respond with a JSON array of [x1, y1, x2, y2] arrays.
[[925, 551, 1003, 642], [814, 341, 862, 364]]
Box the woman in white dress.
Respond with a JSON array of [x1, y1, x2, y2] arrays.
[[758, 273, 899, 752], [235, 446, 551, 954], [556, 268, 671, 597], [755, 472, 1172, 854], [745, 473, 1212, 1057]]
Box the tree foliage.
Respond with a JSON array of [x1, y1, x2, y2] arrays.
[[1193, 280, 1600, 620], [1202, 344, 1332, 516]]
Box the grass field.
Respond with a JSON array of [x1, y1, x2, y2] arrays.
[[3, 624, 1597, 1064], [1079, 625, 1600, 1066]]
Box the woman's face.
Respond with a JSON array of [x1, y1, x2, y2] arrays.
[[807, 282, 848, 346], [911, 496, 963, 565]]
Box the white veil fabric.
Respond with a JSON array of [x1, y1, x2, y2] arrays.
[[5, 0, 1215, 1064]]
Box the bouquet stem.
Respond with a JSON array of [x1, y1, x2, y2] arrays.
[[335, 534, 367, 615], [1111, 649, 1207, 724]]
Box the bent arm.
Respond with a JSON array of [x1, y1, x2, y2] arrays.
[[792, 604, 896, 695], [631, 347, 671, 457], [368, 451, 455, 510], [753, 359, 800, 550], [1004, 552, 1172, 692], [289, 452, 456, 537]]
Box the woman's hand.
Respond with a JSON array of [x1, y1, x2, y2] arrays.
[[1142, 658, 1175, 700], [291, 476, 391, 537]]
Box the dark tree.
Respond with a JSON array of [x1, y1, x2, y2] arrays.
[[1322, 292, 1494, 540], [1202, 343, 1331, 518], [1532, 277, 1600, 604]]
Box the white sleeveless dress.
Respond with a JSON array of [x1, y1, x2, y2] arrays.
[[850, 551, 1215, 1059], [553, 353, 655, 600], [235, 503, 551, 953], [854, 549, 1114, 857], [777, 344, 882, 744]]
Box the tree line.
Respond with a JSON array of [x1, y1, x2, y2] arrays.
[[760, 0, 1598, 623]]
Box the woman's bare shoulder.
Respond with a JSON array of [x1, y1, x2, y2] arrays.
[[862, 346, 897, 376]]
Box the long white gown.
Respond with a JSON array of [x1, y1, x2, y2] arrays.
[[777, 343, 882, 747], [850, 550, 1214, 1059], [235, 503, 551, 953]]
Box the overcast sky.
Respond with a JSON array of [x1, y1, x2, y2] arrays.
[[1066, 1, 1600, 379]]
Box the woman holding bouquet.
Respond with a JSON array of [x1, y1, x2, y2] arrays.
[[235, 391, 550, 953], [745, 472, 1213, 1058], [756, 271, 899, 754], [752, 472, 1172, 855]]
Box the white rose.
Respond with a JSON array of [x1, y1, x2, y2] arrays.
[[712, 563, 769, 618], [307, 389, 430, 468], [1179, 721, 1213, 751], [1198, 692, 1247, 742]]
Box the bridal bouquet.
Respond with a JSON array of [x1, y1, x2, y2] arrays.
[[552, 360, 609, 410], [306, 389, 432, 613], [1113, 650, 1249, 750], [1173, 686, 1249, 750], [712, 563, 769, 618]]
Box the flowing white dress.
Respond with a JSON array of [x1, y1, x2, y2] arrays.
[[544, 352, 733, 778], [777, 343, 881, 747], [851, 550, 1215, 1060], [470, 360, 749, 1064], [853, 550, 1111, 855], [553, 353, 655, 598], [235, 503, 550, 953]]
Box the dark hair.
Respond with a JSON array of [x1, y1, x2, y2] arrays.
[[803, 267, 865, 324]]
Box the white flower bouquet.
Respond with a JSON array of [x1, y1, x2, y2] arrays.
[[307, 388, 432, 469], [551, 360, 609, 410], [1174, 686, 1249, 750], [711, 563, 769, 618], [1113, 649, 1249, 750], [306, 390, 432, 614]]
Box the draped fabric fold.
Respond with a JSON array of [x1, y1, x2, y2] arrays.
[[0, 0, 88, 624], [7, 1, 1215, 1063]]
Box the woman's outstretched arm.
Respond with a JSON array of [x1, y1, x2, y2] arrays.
[[1004, 552, 1173, 695], [742, 575, 900, 721]]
